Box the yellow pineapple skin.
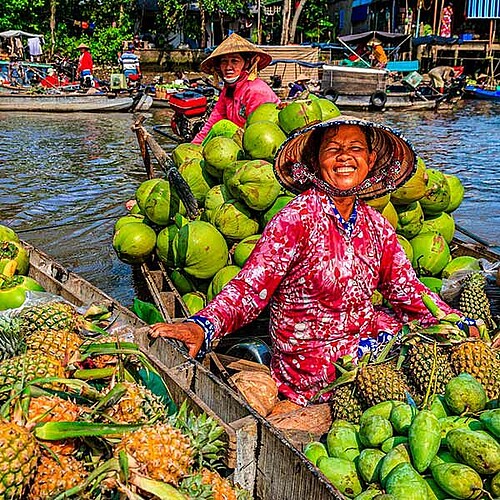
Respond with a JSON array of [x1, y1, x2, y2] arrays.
[[25, 329, 82, 365], [0, 421, 40, 499], [201, 468, 238, 500], [19, 302, 78, 334], [115, 423, 194, 485], [28, 453, 87, 500]]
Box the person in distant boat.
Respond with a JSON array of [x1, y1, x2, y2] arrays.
[[288, 73, 310, 99], [428, 65, 455, 93], [76, 42, 94, 87], [151, 116, 479, 406], [367, 39, 388, 68], [7, 56, 25, 86], [191, 33, 280, 145], [119, 43, 141, 86]]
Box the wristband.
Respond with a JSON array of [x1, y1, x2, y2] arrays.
[[185, 315, 215, 359]]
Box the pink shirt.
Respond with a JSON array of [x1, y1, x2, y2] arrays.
[[197, 188, 456, 405], [192, 74, 280, 144]]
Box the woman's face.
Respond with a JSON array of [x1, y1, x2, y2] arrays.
[[318, 125, 377, 192], [218, 53, 246, 80]]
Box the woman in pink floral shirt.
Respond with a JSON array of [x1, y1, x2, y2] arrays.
[[151, 117, 463, 405]]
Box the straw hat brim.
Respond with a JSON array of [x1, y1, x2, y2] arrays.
[[273, 117, 416, 201], [200, 33, 272, 74], [77, 43, 90, 50], [295, 73, 311, 83], [367, 39, 382, 46]]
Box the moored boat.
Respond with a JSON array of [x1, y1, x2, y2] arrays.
[[464, 84, 500, 101], [0, 88, 153, 112]]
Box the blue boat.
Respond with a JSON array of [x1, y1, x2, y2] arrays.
[[464, 85, 500, 101]]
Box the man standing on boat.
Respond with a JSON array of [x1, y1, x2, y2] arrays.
[[367, 39, 388, 68], [76, 42, 94, 88], [428, 65, 455, 93], [119, 43, 142, 87]]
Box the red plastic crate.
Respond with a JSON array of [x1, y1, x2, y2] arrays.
[[169, 91, 207, 117]]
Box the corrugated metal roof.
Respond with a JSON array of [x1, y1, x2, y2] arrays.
[[467, 0, 500, 18]]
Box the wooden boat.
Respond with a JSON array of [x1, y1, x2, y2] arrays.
[[464, 85, 500, 101], [24, 240, 343, 499], [0, 88, 153, 112]]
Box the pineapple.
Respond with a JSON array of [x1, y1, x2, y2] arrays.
[[18, 301, 79, 334], [200, 468, 238, 500], [25, 329, 82, 364], [26, 395, 80, 455], [80, 335, 121, 369], [356, 362, 411, 408], [0, 316, 24, 361], [0, 420, 40, 498], [28, 453, 87, 500], [179, 473, 214, 499], [459, 273, 496, 330], [0, 352, 65, 402], [403, 339, 455, 397], [330, 383, 364, 424], [103, 381, 166, 424], [450, 339, 500, 400], [115, 423, 194, 485]]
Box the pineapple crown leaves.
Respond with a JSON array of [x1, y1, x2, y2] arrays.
[[179, 474, 215, 499]]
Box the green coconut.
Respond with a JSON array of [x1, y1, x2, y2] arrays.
[[381, 201, 398, 229], [419, 276, 443, 294], [397, 234, 414, 262], [410, 231, 451, 276], [179, 158, 217, 204], [201, 119, 241, 146], [225, 160, 281, 211], [421, 212, 455, 244], [213, 201, 260, 240], [203, 184, 233, 223], [367, 194, 391, 212], [0, 225, 19, 243], [135, 178, 185, 226], [278, 99, 322, 134], [173, 220, 228, 279], [261, 195, 294, 228], [245, 102, 281, 127], [0, 240, 29, 275], [112, 222, 157, 265], [242, 121, 287, 163], [114, 214, 145, 233], [170, 269, 197, 295], [444, 174, 465, 213], [233, 234, 261, 267], [420, 169, 451, 216], [315, 98, 341, 120], [391, 160, 427, 205], [182, 291, 206, 315], [207, 265, 241, 301], [156, 224, 179, 267], [396, 201, 424, 239], [202, 136, 244, 178], [441, 256, 480, 279], [172, 142, 203, 167]]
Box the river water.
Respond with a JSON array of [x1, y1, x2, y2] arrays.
[[0, 100, 498, 307]]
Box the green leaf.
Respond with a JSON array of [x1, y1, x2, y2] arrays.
[[132, 298, 164, 325]]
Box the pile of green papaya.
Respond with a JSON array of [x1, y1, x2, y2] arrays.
[[0, 225, 44, 310], [304, 373, 500, 499]]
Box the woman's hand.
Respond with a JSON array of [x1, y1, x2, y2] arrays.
[[149, 322, 205, 358]]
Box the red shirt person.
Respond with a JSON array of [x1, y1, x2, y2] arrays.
[[76, 42, 94, 87]]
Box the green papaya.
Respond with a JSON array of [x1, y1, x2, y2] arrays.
[[480, 409, 500, 438], [381, 436, 408, 453], [447, 428, 500, 475], [429, 450, 456, 468], [444, 373, 487, 415], [354, 487, 383, 499], [356, 448, 386, 484], [359, 415, 393, 448], [431, 462, 482, 499], [424, 477, 448, 500], [379, 444, 411, 487], [409, 410, 441, 473], [490, 471, 500, 498], [303, 441, 328, 466], [385, 463, 428, 499], [428, 394, 449, 420], [317, 456, 363, 498], [326, 420, 362, 461], [390, 403, 415, 435], [439, 416, 484, 445], [360, 401, 395, 423]]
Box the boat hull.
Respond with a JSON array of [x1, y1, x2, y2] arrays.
[[464, 85, 500, 101]]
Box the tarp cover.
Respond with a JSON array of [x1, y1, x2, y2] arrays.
[[338, 31, 410, 46], [0, 30, 43, 38]]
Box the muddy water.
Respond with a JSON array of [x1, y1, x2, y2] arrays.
[[0, 100, 498, 306]]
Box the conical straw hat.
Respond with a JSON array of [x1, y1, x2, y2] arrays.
[[200, 33, 272, 74]]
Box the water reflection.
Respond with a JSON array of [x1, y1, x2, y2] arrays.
[[0, 101, 498, 306]]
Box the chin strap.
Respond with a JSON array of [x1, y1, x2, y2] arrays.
[[248, 55, 260, 81]]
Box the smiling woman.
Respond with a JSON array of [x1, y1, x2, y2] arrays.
[[150, 116, 478, 407]]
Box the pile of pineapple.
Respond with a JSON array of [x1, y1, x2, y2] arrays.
[[305, 372, 499, 499], [0, 299, 250, 499]]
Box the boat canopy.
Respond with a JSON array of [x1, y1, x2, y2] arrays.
[[338, 31, 410, 46], [0, 30, 43, 39]]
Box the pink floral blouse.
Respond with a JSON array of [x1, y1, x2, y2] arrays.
[[196, 188, 455, 405]]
